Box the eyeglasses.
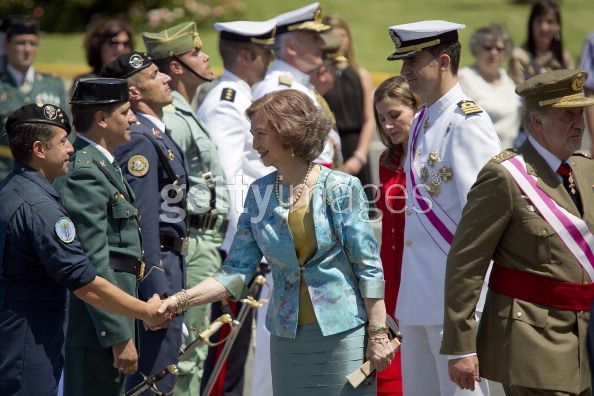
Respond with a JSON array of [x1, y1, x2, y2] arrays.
[[482, 45, 506, 53], [105, 37, 131, 49]]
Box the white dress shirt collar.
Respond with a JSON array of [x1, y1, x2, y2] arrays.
[[527, 134, 563, 174], [137, 112, 166, 133], [77, 134, 115, 163], [7, 63, 35, 87]]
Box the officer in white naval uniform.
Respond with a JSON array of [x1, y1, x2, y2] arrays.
[[252, 2, 338, 168], [196, 20, 276, 395], [387, 20, 501, 396]]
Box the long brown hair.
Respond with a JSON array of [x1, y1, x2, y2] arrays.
[[373, 76, 422, 170]]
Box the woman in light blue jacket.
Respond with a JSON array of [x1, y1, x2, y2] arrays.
[[161, 89, 393, 395]]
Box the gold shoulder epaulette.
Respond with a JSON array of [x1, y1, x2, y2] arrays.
[[457, 100, 483, 116], [572, 151, 591, 159], [278, 74, 293, 87], [220, 87, 236, 102], [491, 149, 518, 163]]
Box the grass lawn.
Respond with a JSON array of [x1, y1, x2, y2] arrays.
[[36, 0, 594, 83]]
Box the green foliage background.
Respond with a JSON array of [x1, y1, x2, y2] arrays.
[[30, 0, 594, 75]]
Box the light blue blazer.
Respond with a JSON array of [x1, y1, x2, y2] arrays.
[[213, 167, 384, 338]]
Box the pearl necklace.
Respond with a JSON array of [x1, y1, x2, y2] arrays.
[[275, 163, 313, 209]]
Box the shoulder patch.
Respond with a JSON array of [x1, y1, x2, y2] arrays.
[[55, 216, 76, 243], [457, 100, 483, 116], [491, 149, 518, 163], [220, 87, 236, 102], [278, 74, 293, 87], [572, 151, 591, 159], [128, 155, 149, 177]]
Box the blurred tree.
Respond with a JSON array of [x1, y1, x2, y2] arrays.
[[0, 0, 247, 32]]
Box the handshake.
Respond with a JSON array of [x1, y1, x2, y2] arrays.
[[142, 290, 192, 330]]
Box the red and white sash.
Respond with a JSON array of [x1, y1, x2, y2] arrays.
[[501, 155, 594, 281], [407, 108, 458, 255]]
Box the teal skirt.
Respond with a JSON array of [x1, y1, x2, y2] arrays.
[[270, 323, 376, 395]]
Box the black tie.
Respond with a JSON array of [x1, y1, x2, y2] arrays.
[[557, 162, 582, 214]]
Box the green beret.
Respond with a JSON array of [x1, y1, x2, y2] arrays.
[[516, 69, 594, 110], [142, 22, 203, 59]]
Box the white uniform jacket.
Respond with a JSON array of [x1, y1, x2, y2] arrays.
[[197, 70, 274, 252], [396, 83, 501, 326]]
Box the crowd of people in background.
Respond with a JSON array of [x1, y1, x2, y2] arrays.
[[1, 0, 594, 395]]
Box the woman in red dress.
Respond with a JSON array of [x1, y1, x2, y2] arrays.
[[374, 76, 422, 395]]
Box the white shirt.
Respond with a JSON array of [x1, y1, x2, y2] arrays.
[[198, 70, 274, 252], [528, 134, 563, 180], [459, 66, 522, 149], [77, 134, 114, 163], [396, 83, 501, 326], [6, 63, 34, 87], [137, 112, 165, 133]]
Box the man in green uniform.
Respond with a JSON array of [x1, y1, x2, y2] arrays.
[[55, 78, 144, 396], [441, 69, 594, 395], [0, 16, 67, 178], [142, 22, 230, 395]]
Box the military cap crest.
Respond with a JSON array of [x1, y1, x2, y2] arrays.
[[387, 20, 465, 61], [101, 51, 152, 79], [516, 69, 594, 110], [6, 103, 71, 134], [275, 2, 330, 35]]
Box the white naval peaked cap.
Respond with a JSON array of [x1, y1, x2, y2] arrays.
[[387, 20, 466, 61], [275, 2, 330, 35], [214, 18, 277, 47]]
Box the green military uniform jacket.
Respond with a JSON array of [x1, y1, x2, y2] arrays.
[[441, 140, 594, 393], [0, 68, 67, 178], [55, 137, 142, 349], [163, 91, 229, 218]]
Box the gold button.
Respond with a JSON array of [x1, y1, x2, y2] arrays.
[[541, 229, 548, 236], [100, 331, 107, 336], [516, 312, 522, 318], [405, 240, 412, 246]]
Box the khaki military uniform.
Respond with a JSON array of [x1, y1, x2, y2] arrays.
[[441, 141, 594, 394]]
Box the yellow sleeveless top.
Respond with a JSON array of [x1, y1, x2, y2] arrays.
[[288, 198, 318, 325]]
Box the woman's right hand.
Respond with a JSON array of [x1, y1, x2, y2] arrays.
[[366, 333, 394, 372]]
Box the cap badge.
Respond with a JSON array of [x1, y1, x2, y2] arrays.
[[43, 104, 57, 120], [55, 216, 76, 244], [129, 54, 144, 69], [389, 30, 401, 48], [314, 8, 322, 22], [571, 75, 584, 92]]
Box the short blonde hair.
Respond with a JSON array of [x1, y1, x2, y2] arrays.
[[246, 89, 331, 162]]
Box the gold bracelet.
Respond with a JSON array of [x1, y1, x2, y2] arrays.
[[173, 289, 190, 315], [367, 323, 389, 334]]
